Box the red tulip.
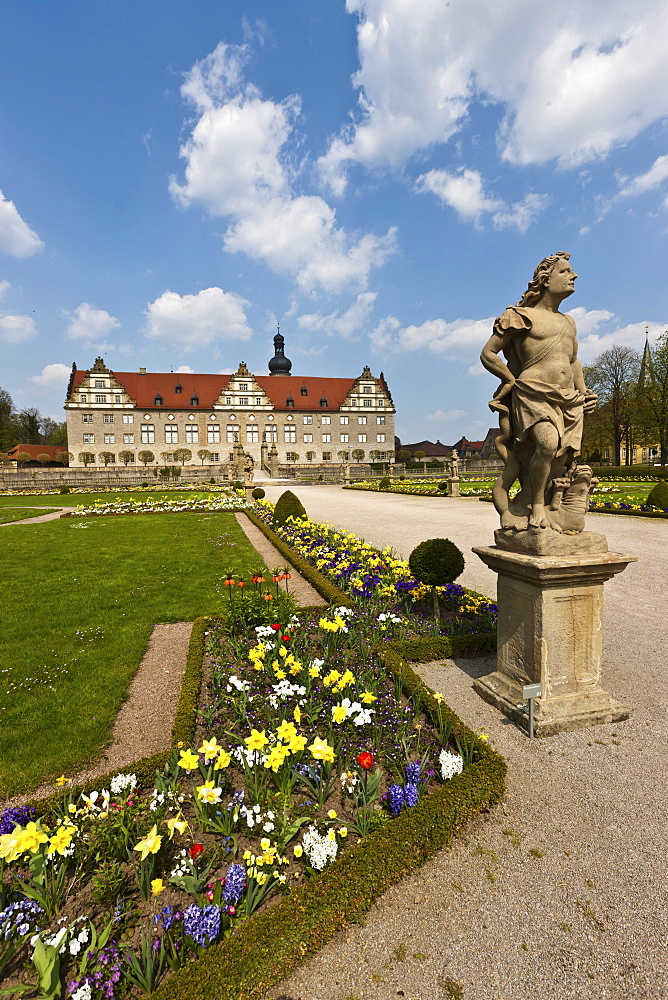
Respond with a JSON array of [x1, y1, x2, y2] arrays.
[[271, 623, 282, 631], [356, 751, 375, 770], [189, 843, 205, 860]]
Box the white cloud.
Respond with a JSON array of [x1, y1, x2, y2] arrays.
[[144, 287, 253, 351], [578, 320, 666, 362], [30, 363, 71, 388], [425, 408, 467, 422], [0, 280, 10, 300], [65, 303, 120, 342], [0, 314, 37, 344], [566, 306, 615, 336], [175, 364, 195, 373], [170, 41, 396, 294], [0, 190, 44, 257], [371, 313, 492, 356], [615, 155, 668, 201], [298, 292, 377, 341], [416, 168, 547, 231], [318, 0, 668, 191]]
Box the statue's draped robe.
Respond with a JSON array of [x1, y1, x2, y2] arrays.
[[489, 306, 585, 459]]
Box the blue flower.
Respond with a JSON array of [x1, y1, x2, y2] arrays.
[[223, 864, 246, 904], [183, 903, 221, 947]]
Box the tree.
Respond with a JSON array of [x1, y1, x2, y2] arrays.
[[583, 346, 640, 465], [16, 407, 41, 444], [0, 387, 18, 452], [39, 417, 67, 446], [36, 453, 51, 465], [197, 448, 212, 465], [99, 451, 115, 467], [305, 451, 315, 461], [635, 331, 668, 466], [78, 451, 95, 467], [173, 448, 192, 466], [352, 448, 365, 462], [138, 450, 155, 466], [14, 451, 32, 466], [55, 451, 73, 465], [337, 450, 349, 461], [117, 450, 135, 466], [397, 448, 411, 463]]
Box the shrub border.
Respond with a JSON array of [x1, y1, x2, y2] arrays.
[[154, 636, 505, 1000]]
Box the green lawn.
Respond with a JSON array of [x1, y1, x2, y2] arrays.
[[0, 489, 220, 508], [0, 510, 263, 799], [0, 507, 60, 523]]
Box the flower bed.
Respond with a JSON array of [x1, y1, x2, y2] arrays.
[[0, 513, 501, 1000], [63, 495, 249, 517], [344, 479, 491, 497]]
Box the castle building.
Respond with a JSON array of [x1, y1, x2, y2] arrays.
[[64, 332, 395, 471]]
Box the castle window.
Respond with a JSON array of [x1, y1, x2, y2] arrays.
[[239, 396, 249, 406], [123, 414, 133, 424], [225, 396, 232, 405], [322, 452, 331, 461], [239, 382, 249, 391], [95, 395, 107, 404], [141, 425, 155, 444], [300, 385, 308, 396], [208, 426, 221, 444], [320, 396, 328, 407], [286, 396, 295, 407], [322, 415, 331, 425], [185, 425, 199, 444], [165, 426, 178, 444], [284, 425, 296, 443], [246, 425, 259, 443], [255, 396, 262, 406], [114, 395, 122, 403], [80, 394, 87, 403], [82, 414, 93, 423], [175, 383, 182, 394], [95, 380, 105, 388], [154, 394, 163, 405], [103, 414, 114, 423], [191, 395, 199, 406], [340, 415, 349, 424]]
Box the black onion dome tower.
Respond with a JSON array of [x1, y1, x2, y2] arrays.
[[268, 325, 292, 376]]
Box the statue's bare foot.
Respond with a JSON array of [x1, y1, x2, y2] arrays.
[[529, 505, 550, 528], [546, 513, 563, 533], [500, 511, 517, 530]]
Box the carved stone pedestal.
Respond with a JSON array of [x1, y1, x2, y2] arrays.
[[472, 537, 636, 736]]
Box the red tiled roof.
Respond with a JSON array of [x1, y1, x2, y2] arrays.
[[69, 369, 385, 413], [403, 440, 453, 457], [5, 444, 68, 459]]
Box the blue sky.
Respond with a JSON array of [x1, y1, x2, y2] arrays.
[[2, 0, 668, 444]]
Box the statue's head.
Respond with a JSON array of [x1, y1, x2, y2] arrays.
[[518, 251, 572, 307]]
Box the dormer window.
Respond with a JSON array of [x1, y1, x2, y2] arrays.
[[154, 394, 163, 405], [286, 395, 295, 407], [175, 383, 182, 394], [300, 385, 308, 396], [190, 394, 199, 406], [320, 395, 328, 408]]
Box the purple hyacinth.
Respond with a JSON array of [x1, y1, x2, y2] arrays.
[[387, 783, 405, 816], [404, 782, 419, 808], [223, 863, 246, 904], [183, 903, 221, 947], [0, 805, 35, 835], [0, 899, 43, 941], [405, 760, 421, 784]]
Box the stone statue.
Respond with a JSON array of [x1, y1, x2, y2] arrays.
[[480, 251, 597, 533], [450, 449, 459, 478]]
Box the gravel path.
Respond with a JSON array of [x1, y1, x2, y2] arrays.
[[259, 486, 667, 1000]]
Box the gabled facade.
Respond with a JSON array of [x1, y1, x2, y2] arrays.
[[64, 337, 395, 470]]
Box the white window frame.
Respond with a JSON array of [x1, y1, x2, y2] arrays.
[[141, 424, 155, 444]]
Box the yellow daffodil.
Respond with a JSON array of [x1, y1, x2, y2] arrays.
[[293, 706, 302, 724], [245, 728, 269, 751], [198, 737, 221, 762], [55, 775, 69, 787], [0, 832, 21, 863], [47, 827, 73, 856], [214, 749, 232, 770], [360, 691, 377, 704], [263, 744, 291, 772], [196, 780, 222, 804], [151, 878, 166, 896], [15, 822, 48, 854], [289, 661, 302, 675], [288, 734, 307, 753], [323, 669, 341, 687], [332, 704, 349, 724], [177, 748, 200, 771], [165, 814, 188, 839], [274, 668, 287, 680], [276, 720, 297, 742], [133, 825, 163, 861], [326, 829, 336, 842], [433, 692, 445, 704], [308, 737, 335, 763]]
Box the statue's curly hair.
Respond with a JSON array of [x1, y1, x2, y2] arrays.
[[517, 251, 571, 307]]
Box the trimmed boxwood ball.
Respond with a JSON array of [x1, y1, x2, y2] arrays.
[[438, 481, 448, 492], [379, 476, 391, 490], [252, 487, 266, 500], [273, 489, 307, 526], [646, 480, 668, 509], [409, 537, 465, 620]]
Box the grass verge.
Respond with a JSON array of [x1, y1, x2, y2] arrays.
[[0, 511, 263, 799], [0, 506, 60, 523]]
